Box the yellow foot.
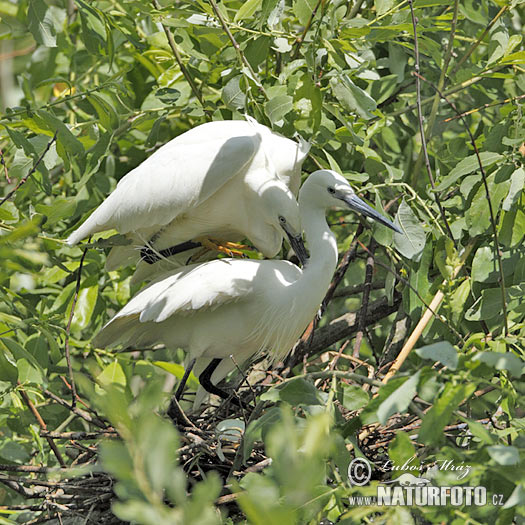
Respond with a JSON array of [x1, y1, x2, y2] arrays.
[[195, 237, 250, 258]]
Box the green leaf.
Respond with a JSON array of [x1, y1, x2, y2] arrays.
[[377, 371, 420, 425], [503, 484, 525, 509], [419, 382, 476, 445], [70, 285, 99, 332], [261, 378, 322, 406], [435, 152, 503, 192], [145, 117, 165, 148], [264, 94, 293, 124], [17, 358, 44, 385], [388, 431, 418, 475], [415, 342, 458, 370], [331, 77, 377, 120], [473, 352, 524, 377], [338, 383, 369, 411], [486, 445, 520, 466], [97, 360, 127, 387], [243, 406, 281, 462], [234, 0, 262, 21], [153, 361, 199, 389], [375, 0, 394, 16], [222, 76, 246, 110], [35, 197, 77, 226], [393, 200, 426, 260], [293, 0, 317, 25], [27, 0, 57, 47], [36, 110, 85, 156], [464, 418, 495, 445], [502, 167, 525, 211]]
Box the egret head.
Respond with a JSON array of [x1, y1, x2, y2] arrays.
[[303, 170, 401, 233], [258, 181, 308, 264]]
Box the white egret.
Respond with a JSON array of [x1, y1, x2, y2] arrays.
[[67, 118, 310, 282], [93, 170, 400, 409]]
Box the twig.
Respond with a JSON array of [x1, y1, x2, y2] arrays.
[[281, 370, 383, 388], [65, 243, 89, 407], [0, 148, 9, 183], [18, 383, 66, 467], [415, 72, 509, 336], [444, 93, 525, 122], [40, 430, 118, 440], [151, 0, 211, 120], [43, 389, 108, 429], [288, 295, 401, 367], [208, 0, 267, 98], [0, 464, 64, 474], [381, 239, 476, 384], [333, 281, 384, 298], [228, 401, 268, 478], [291, 0, 325, 60], [347, 0, 366, 19], [407, 0, 455, 243], [409, 0, 458, 187], [0, 132, 57, 207], [450, 5, 509, 77], [387, 68, 504, 119], [321, 223, 364, 315], [356, 240, 464, 342], [353, 239, 376, 358]]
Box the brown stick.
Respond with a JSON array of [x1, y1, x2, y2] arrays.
[[0, 132, 57, 207], [18, 383, 66, 467]]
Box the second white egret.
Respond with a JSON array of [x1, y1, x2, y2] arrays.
[[93, 170, 400, 408]]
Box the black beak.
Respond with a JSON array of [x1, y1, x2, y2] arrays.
[[342, 193, 402, 234], [285, 230, 309, 266]]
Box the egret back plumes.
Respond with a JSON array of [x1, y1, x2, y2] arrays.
[[67, 118, 310, 282], [93, 170, 400, 408]]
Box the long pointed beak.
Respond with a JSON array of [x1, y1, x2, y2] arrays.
[[342, 193, 402, 234], [285, 230, 309, 266]]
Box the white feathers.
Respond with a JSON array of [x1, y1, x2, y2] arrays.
[[67, 119, 310, 283]]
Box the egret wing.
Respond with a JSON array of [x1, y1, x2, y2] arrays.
[[67, 132, 261, 244], [93, 259, 260, 347]]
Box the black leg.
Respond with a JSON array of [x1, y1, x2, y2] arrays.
[[199, 358, 242, 407], [175, 358, 196, 400], [141, 240, 203, 264], [167, 358, 195, 423]]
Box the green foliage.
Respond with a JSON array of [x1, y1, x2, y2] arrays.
[[0, 0, 524, 523]]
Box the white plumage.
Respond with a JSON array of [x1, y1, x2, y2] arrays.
[[68, 118, 310, 282], [93, 170, 400, 409]]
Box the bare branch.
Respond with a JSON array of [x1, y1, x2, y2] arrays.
[[408, 0, 455, 243], [415, 72, 510, 336]]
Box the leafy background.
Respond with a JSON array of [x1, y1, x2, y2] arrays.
[[0, 0, 524, 523]]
